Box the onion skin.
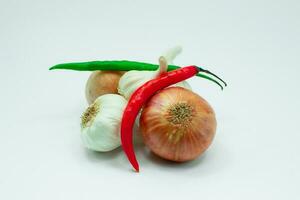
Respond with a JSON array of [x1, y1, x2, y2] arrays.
[[85, 71, 124, 105], [140, 87, 216, 162]]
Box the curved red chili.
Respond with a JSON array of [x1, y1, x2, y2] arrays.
[[120, 66, 202, 172]]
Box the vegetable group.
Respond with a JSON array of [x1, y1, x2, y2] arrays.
[[140, 87, 216, 161], [50, 46, 227, 172]]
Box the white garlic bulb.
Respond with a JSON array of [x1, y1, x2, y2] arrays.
[[118, 70, 157, 100], [80, 94, 127, 151], [118, 47, 192, 99]]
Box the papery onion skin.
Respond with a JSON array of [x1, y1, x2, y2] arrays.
[[140, 87, 216, 162], [85, 71, 124, 104]]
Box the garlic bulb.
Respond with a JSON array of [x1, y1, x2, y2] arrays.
[[80, 94, 127, 151], [118, 47, 192, 99], [118, 70, 157, 100]]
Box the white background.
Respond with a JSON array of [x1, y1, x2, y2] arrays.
[[0, 0, 299, 199]]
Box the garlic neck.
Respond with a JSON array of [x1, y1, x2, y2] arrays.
[[157, 56, 168, 76]]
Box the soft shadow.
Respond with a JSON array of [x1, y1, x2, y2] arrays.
[[146, 150, 208, 169], [141, 140, 229, 177], [83, 142, 147, 172], [84, 147, 122, 162], [83, 138, 229, 174], [84, 147, 127, 170]]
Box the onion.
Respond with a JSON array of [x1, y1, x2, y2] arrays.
[[85, 71, 124, 104], [140, 87, 216, 162]]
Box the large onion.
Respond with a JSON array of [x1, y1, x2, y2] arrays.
[[140, 87, 216, 162], [85, 71, 124, 104]]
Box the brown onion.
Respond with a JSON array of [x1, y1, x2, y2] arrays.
[[140, 87, 216, 162], [85, 71, 124, 104]]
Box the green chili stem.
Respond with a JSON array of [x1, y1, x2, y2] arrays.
[[201, 69, 227, 87], [196, 73, 224, 90], [49, 60, 226, 90]]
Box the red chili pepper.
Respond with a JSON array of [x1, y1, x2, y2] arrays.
[[120, 65, 203, 172]]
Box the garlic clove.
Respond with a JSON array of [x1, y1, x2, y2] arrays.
[[81, 94, 127, 152]]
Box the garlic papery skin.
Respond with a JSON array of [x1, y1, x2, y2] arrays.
[[118, 53, 191, 100], [118, 57, 168, 99], [162, 46, 191, 90], [162, 46, 182, 64], [118, 70, 157, 100], [80, 94, 127, 151]]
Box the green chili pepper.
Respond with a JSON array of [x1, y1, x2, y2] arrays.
[[49, 60, 226, 89], [49, 60, 179, 71]]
